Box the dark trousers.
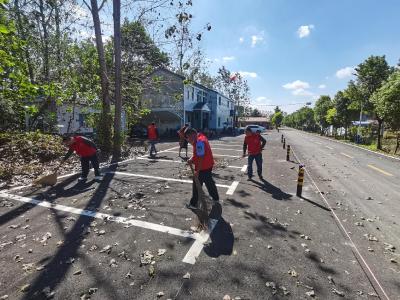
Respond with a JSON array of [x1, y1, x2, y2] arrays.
[[190, 169, 219, 206], [81, 154, 100, 178], [149, 140, 157, 156], [248, 153, 263, 177]]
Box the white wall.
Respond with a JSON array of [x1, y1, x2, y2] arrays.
[[216, 95, 234, 129]]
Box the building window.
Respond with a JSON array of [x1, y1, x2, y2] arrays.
[[218, 96, 221, 105], [197, 93, 202, 102], [78, 114, 87, 127], [218, 117, 221, 127]]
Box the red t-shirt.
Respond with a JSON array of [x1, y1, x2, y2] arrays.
[[192, 133, 214, 171], [244, 134, 263, 155], [70, 136, 97, 157]]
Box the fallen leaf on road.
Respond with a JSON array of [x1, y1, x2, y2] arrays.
[[140, 250, 154, 265], [73, 270, 82, 275], [148, 265, 155, 277], [305, 290, 315, 297], [0, 295, 8, 299], [384, 243, 395, 252], [390, 258, 397, 263], [363, 234, 378, 242], [158, 249, 166, 256], [332, 288, 344, 297], [99, 245, 112, 254], [327, 276, 334, 284], [97, 230, 106, 236], [288, 269, 298, 277], [109, 259, 118, 268], [156, 291, 164, 298], [183, 272, 190, 279], [280, 286, 290, 295], [20, 284, 30, 293], [355, 222, 364, 227]]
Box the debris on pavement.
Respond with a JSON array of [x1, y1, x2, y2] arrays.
[[156, 291, 164, 298], [364, 234, 378, 242], [331, 288, 345, 297], [140, 250, 154, 266], [20, 283, 30, 293], [305, 290, 315, 297], [157, 249, 166, 256], [183, 272, 191, 279]]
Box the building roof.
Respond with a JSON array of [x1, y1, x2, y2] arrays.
[[151, 67, 233, 102], [192, 102, 211, 112]]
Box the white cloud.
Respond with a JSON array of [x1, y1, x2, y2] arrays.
[[297, 24, 314, 38], [239, 37, 244, 43], [292, 88, 314, 96], [239, 71, 258, 78], [251, 33, 264, 47], [214, 58, 220, 63], [336, 66, 354, 79], [255, 96, 267, 102], [222, 56, 236, 62], [318, 84, 326, 89], [283, 80, 310, 90]]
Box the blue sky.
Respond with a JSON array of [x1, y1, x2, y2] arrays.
[[189, 0, 400, 113]]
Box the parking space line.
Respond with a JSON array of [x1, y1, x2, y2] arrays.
[[0, 192, 200, 240], [241, 165, 248, 172], [226, 181, 240, 195], [340, 152, 354, 159], [136, 156, 246, 171], [182, 218, 218, 264], [210, 147, 243, 152], [162, 150, 241, 158], [367, 164, 393, 177]]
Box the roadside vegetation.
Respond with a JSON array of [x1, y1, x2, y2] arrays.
[[283, 56, 400, 156]]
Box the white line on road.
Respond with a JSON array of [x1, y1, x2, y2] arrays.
[[163, 150, 241, 158], [290, 148, 391, 300], [241, 165, 248, 172], [340, 152, 354, 159], [367, 164, 394, 177], [0, 192, 200, 240], [182, 218, 218, 264], [109, 171, 239, 195], [226, 181, 240, 195], [137, 156, 246, 171]]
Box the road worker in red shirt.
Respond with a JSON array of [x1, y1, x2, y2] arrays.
[[242, 127, 266, 180], [62, 135, 102, 182], [147, 122, 159, 157], [185, 128, 219, 209]]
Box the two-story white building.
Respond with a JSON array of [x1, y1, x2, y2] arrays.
[[141, 68, 234, 135]]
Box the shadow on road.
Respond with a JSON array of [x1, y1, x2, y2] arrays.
[[300, 196, 331, 212], [22, 166, 117, 300], [0, 174, 80, 227], [204, 219, 234, 257], [251, 178, 292, 201]]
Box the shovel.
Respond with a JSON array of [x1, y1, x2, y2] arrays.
[[32, 161, 64, 186], [188, 164, 209, 230]]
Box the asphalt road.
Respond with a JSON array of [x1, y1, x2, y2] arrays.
[[0, 130, 399, 299]]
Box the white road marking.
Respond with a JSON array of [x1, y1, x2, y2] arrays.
[[109, 171, 238, 195], [136, 156, 245, 171], [226, 181, 240, 195], [340, 152, 354, 159], [0, 192, 200, 240], [367, 164, 394, 177], [241, 165, 248, 172], [325, 146, 334, 150], [209, 147, 243, 152], [163, 150, 241, 158], [182, 218, 218, 264], [210, 143, 243, 147]]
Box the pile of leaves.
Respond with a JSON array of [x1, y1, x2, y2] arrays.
[[0, 131, 79, 188]]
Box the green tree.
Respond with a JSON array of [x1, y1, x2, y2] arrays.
[[334, 91, 357, 139], [355, 55, 392, 149], [372, 70, 400, 153], [325, 107, 339, 136], [250, 108, 262, 117], [314, 95, 332, 135], [271, 111, 283, 128]]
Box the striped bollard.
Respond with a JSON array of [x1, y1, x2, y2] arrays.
[[283, 138, 286, 149], [286, 145, 290, 161], [296, 165, 305, 197], [281, 134, 284, 143]]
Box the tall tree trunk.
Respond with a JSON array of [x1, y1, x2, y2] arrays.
[[112, 0, 122, 159], [14, 0, 35, 83], [38, 0, 49, 82], [377, 118, 383, 150], [54, 0, 62, 79], [89, 0, 112, 154]]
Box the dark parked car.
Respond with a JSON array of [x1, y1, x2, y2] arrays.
[[130, 124, 147, 138]]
